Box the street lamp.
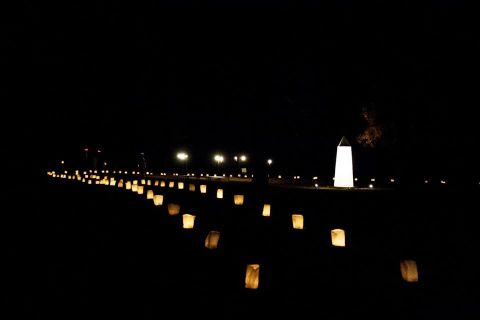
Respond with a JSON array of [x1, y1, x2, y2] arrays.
[[240, 155, 247, 162], [177, 152, 189, 175], [267, 158, 273, 165], [214, 154, 224, 173]]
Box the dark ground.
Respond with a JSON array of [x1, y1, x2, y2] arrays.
[[4, 174, 479, 319]]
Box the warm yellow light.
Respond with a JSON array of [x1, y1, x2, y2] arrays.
[[160, 181, 166, 187], [153, 195, 164, 206], [240, 155, 247, 162], [178, 182, 184, 190], [205, 231, 221, 249], [118, 180, 124, 188], [331, 229, 346, 247], [133, 180, 138, 185], [82, 178, 85, 182], [292, 214, 304, 229], [262, 204, 271, 217], [189, 184, 195, 192], [132, 184, 138, 192], [167, 203, 180, 216], [168, 181, 174, 188], [214, 154, 225, 163], [216, 188, 224, 199], [154, 180, 159, 186], [137, 185, 144, 195], [141, 179, 146, 185], [234, 194, 244, 205], [400, 260, 419, 282], [177, 152, 189, 161], [147, 180, 151, 186], [146, 190, 154, 199], [88, 180, 92, 184], [125, 181, 131, 190], [182, 214, 196, 229], [200, 185, 207, 194], [245, 264, 260, 289]]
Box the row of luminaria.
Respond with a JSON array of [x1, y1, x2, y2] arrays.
[[47, 171, 420, 286]]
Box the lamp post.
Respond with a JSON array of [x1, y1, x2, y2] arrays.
[[266, 158, 273, 178], [214, 154, 224, 174], [176, 152, 189, 175], [234, 154, 247, 173]]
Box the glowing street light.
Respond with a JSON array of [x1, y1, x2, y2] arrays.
[[176, 152, 189, 175], [267, 159, 273, 165], [214, 154, 225, 174], [214, 154, 224, 164], [177, 152, 189, 161]]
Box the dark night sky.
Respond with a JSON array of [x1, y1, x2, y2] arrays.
[[3, 1, 478, 180]]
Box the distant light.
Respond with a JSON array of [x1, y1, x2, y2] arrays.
[[84, 148, 89, 152], [191, 174, 195, 177], [177, 152, 189, 161], [60, 160, 64, 164], [425, 180, 429, 184], [244, 175, 248, 178], [313, 176, 318, 180], [229, 174, 232, 177], [234, 156, 238, 161], [278, 175, 282, 179], [240, 155, 247, 162], [371, 178, 376, 182], [200, 174, 204, 177], [267, 159, 273, 165], [354, 178, 358, 181], [369, 184, 374, 188], [97, 149, 101, 153], [223, 174, 226, 177], [441, 180, 446, 184], [214, 154, 225, 163], [314, 183, 319, 188], [146, 171, 150, 175], [101, 170, 105, 173], [238, 174, 241, 177], [390, 179, 395, 183]]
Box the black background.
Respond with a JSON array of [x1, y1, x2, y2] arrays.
[[3, 1, 478, 181]]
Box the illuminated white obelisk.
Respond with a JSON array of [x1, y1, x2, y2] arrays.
[[334, 136, 354, 188]]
